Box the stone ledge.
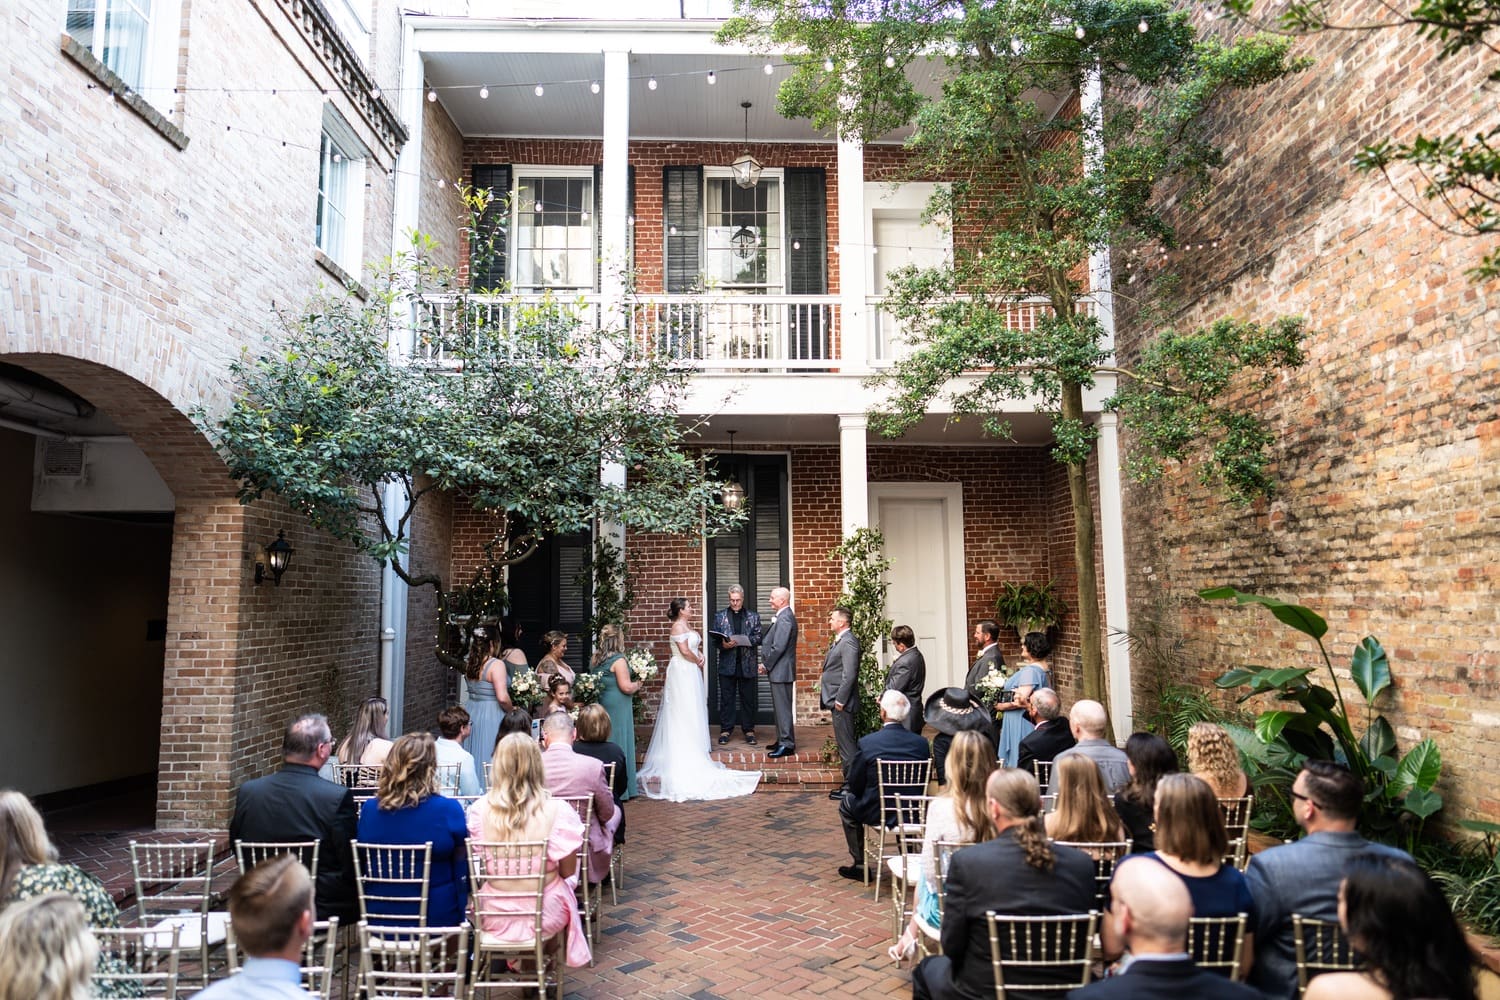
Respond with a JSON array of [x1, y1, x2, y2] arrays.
[[314, 248, 367, 299], [60, 35, 189, 152]]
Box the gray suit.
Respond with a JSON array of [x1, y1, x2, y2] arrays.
[[1051, 739, 1131, 794], [820, 629, 861, 779], [962, 644, 1003, 701], [1245, 831, 1409, 999], [760, 606, 799, 749], [885, 647, 926, 734]]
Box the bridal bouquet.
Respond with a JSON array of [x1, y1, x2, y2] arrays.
[[571, 672, 603, 705], [509, 670, 543, 711], [974, 667, 1008, 706], [627, 649, 659, 684]]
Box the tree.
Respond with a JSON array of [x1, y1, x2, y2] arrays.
[[723, 0, 1307, 708], [206, 203, 741, 666], [1226, 0, 1499, 281]]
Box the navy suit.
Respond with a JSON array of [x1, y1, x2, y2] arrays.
[[1015, 716, 1077, 777], [1066, 957, 1262, 999], [229, 763, 359, 922], [838, 722, 930, 866]]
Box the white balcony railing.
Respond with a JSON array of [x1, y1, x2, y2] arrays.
[[868, 294, 1098, 364]]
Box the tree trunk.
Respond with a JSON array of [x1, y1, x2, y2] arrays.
[[1060, 378, 1106, 716]]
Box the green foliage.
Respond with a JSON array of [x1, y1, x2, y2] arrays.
[[1204, 586, 1444, 850], [1139, 681, 1249, 765], [578, 535, 635, 637], [1226, 0, 1499, 282], [993, 581, 1069, 633], [832, 528, 893, 738], [1420, 826, 1500, 938], [724, 0, 1307, 709]]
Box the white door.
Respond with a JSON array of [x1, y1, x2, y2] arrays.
[[874, 486, 966, 695]]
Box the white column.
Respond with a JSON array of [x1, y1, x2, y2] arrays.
[[1081, 64, 1114, 359], [838, 413, 869, 536], [600, 49, 631, 327], [836, 137, 868, 371], [1096, 412, 1132, 733], [390, 22, 425, 361]]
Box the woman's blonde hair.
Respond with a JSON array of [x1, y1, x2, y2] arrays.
[[0, 790, 57, 900], [1187, 722, 1245, 797], [477, 733, 551, 842], [1049, 755, 1122, 844], [376, 733, 438, 811], [339, 697, 389, 765], [0, 893, 97, 1000], [987, 768, 1055, 871], [947, 731, 998, 843], [591, 624, 625, 666], [576, 704, 612, 743]]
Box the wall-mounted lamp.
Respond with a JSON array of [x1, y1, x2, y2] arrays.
[[255, 530, 295, 586], [720, 431, 746, 512]]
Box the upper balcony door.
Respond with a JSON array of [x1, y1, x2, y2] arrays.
[[514, 168, 597, 294]]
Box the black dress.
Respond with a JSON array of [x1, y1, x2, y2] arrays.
[[1114, 791, 1155, 853]]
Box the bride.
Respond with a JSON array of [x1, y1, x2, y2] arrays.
[[638, 597, 761, 802]]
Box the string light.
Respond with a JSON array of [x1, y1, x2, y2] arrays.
[[706, 70, 716, 85], [479, 86, 489, 99], [823, 58, 834, 72], [591, 80, 600, 94], [884, 55, 896, 68], [648, 77, 657, 90], [369, 86, 380, 99], [1138, 18, 1149, 32], [534, 84, 544, 97], [427, 89, 436, 102], [763, 63, 773, 75], [1075, 25, 1086, 39]]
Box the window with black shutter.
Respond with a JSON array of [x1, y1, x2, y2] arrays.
[[470, 164, 511, 291], [785, 168, 828, 359], [663, 166, 704, 294]]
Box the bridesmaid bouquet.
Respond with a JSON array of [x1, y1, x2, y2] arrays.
[[974, 667, 1008, 705], [626, 649, 659, 684], [571, 672, 603, 705], [509, 671, 543, 711]]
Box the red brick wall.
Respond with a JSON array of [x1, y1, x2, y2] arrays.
[[405, 486, 456, 733]]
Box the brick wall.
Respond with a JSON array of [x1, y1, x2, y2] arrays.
[[1112, 5, 1500, 820], [405, 485, 456, 733]]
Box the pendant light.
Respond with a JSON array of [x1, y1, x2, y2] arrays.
[[730, 102, 763, 189], [720, 431, 747, 512]]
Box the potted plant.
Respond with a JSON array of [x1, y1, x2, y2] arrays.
[[993, 581, 1068, 641]]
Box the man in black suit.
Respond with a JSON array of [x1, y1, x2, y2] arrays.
[[760, 586, 799, 758], [836, 690, 930, 880], [884, 626, 926, 735], [820, 605, 861, 798], [961, 619, 1004, 701], [1015, 688, 1076, 777], [1066, 857, 1261, 1000], [228, 713, 359, 922], [912, 768, 1096, 1000]]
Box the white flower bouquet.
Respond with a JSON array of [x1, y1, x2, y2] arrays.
[[571, 672, 603, 705], [974, 667, 1008, 705], [508, 670, 543, 710], [627, 649, 659, 684]]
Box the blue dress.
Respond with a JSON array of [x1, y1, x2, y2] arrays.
[[997, 663, 1050, 769], [356, 795, 469, 927], [595, 653, 638, 799], [465, 657, 515, 781]]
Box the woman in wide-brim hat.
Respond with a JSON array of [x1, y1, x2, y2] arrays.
[[925, 687, 994, 785]]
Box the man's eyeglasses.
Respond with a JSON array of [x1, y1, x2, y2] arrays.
[[1290, 789, 1319, 808]]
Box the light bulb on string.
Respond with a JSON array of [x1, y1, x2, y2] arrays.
[[823, 58, 835, 72], [763, 63, 774, 75], [591, 80, 600, 94], [648, 77, 658, 90], [427, 89, 437, 102], [884, 55, 896, 68], [1138, 19, 1149, 32], [534, 85, 544, 96], [479, 86, 489, 99], [1075, 25, 1086, 38], [369, 87, 380, 99], [707, 70, 716, 85]]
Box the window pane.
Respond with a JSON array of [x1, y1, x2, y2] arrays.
[[513, 174, 595, 291], [66, 0, 97, 49], [316, 131, 349, 261], [704, 177, 780, 291], [103, 0, 152, 91]]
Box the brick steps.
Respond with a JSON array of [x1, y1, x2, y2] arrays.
[[632, 721, 845, 793]]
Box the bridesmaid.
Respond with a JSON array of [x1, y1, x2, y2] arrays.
[[592, 624, 641, 799], [994, 631, 1052, 769], [464, 621, 526, 774], [536, 630, 573, 689]]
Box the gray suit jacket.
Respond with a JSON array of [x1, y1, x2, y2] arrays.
[[820, 630, 861, 710], [885, 647, 926, 732], [963, 644, 1003, 700], [761, 606, 798, 683], [1245, 832, 1409, 1000]]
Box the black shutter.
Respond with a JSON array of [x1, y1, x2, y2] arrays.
[[785, 167, 828, 359], [594, 164, 604, 291], [470, 164, 511, 291], [664, 166, 703, 294]]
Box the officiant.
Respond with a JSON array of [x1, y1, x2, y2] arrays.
[[712, 584, 763, 747]]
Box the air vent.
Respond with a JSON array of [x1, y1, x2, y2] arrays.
[[41, 440, 86, 479]]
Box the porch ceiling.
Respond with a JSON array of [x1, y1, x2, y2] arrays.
[[689, 410, 1060, 447]]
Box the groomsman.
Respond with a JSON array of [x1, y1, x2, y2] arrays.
[[760, 587, 799, 758], [885, 625, 926, 735], [821, 606, 861, 799]]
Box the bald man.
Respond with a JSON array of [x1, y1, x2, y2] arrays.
[[1066, 858, 1260, 999], [1048, 699, 1129, 793]]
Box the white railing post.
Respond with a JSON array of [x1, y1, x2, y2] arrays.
[[837, 137, 868, 371]]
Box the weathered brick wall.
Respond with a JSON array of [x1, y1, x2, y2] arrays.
[[404, 486, 455, 733], [1112, 8, 1500, 820], [418, 98, 466, 271]]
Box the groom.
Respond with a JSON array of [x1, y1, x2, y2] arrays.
[[713, 584, 763, 746], [760, 586, 798, 758]]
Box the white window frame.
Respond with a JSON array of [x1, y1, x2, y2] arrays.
[[324, 0, 372, 65], [510, 165, 598, 293], [315, 106, 368, 278], [64, 0, 182, 107], [703, 166, 786, 293]]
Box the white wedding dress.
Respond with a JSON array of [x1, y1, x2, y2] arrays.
[[637, 629, 761, 802]]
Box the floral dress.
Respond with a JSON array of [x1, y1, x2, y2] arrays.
[[5, 862, 138, 997]]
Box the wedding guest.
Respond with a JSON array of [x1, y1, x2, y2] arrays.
[[467, 733, 591, 968], [1114, 733, 1178, 852], [356, 733, 468, 927], [0, 791, 131, 996], [435, 705, 482, 796], [961, 620, 1004, 702], [536, 631, 573, 689], [499, 707, 535, 740], [194, 855, 316, 999], [1015, 688, 1076, 776], [925, 687, 993, 786], [573, 704, 628, 846], [0, 893, 96, 1000], [539, 675, 574, 718], [995, 632, 1052, 768], [1051, 700, 1130, 793], [540, 711, 618, 885], [1188, 723, 1250, 799], [888, 730, 997, 963], [1044, 754, 1127, 853], [338, 696, 394, 772], [885, 626, 927, 736], [1305, 852, 1476, 1000], [591, 624, 640, 798], [836, 690, 930, 882]]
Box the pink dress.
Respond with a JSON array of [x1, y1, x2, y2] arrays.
[[466, 798, 591, 968]]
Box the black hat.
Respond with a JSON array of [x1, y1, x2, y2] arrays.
[[924, 687, 993, 736]]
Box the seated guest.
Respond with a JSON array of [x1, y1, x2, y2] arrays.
[[912, 768, 1096, 1000], [338, 696, 394, 773], [1044, 754, 1127, 853], [1246, 760, 1408, 1000], [0, 791, 130, 997], [1051, 700, 1130, 794], [1305, 852, 1476, 1000], [499, 707, 535, 741], [0, 892, 96, 1000], [572, 705, 627, 846], [356, 733, 468, 927], [539, 712, 618, 885], [467, 733, 591, 968], [434, 705, 482, 797], [1068, 857, 1261, 1000], [230, 713, 359, 923], [885, 626, 927, 735], [888, 730, 997, 963], [195, 855, 317, 998], [1114, 733, 1178, 853], [539, 675, 574, 719], [924, 688, 993, 786], [837, 690, 931, 882], [1103, 774, 1255, 977], [1015, 688, 1076, 776], [1187, 722, 1249, 799]]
